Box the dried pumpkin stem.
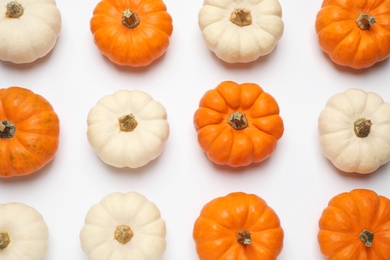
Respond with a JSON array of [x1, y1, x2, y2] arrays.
[[122, 9, 140, 29], [5, 1, 24, 18], [354, 118, 372, 138], [119, 114, 138, 132], [114, 225, 134, 244], [356, 13, 376, 30], [0, 232, 10, 250], [0, 120, 16, 139], [228, 112, 248, 130], [359, 229, 374, 247], [230, 9, 252, 27], [236, 229, 252, 245]]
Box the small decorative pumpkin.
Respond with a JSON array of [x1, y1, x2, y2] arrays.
[[315, 0, 390, 69], [80, 192, 166, 260], [0, 202, 49, 259], [0, 0, 62, 64], [198, 0, 284, 63], [0, 86, 60, 178], [90, 0, 173, 67], [87, 89, 169, 168], [193, 81, 284, 167], [318, 88, 390, 174], [318, 189, 390, 259], [193, 192, 284, 260]]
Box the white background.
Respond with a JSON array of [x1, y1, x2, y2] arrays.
[[1, 0, 390, 259]]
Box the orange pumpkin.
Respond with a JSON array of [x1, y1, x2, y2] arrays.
[[315, 0, 390, 69], [193, 81, 284, 167], [193, 192, 284, 260], [90, 0, 173, 67], [0, 87, 60, 177], [318, 189, 390, 259]]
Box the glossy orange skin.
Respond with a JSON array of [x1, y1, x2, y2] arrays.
[[193, 81, 284, 167], [193, 192, 284, 260], [90, 0, 173, 67], [0, 87, 60, 177], [315, 0, 390, 69], [318, 189, 390, 259]]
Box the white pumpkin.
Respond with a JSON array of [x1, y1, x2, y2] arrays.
[[0, 202, 49, 260], [80, 192, 166, 260], [0, 0, 62, 64], [318, 88, 390, 174], [87, 89, 169, 168], [198, 0, 284, 63]]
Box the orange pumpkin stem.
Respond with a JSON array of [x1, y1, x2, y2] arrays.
[[114, 225, 134, 244], [356, 13, 376, 30], [359, 229, 374, 247], [228, 112, 248, 130], [354, 118, 372, 138], [122, 9, 140, 29], [230, 9, 252, 27], [236, 229, 252, 245], [119, 114, 138, 132], [0, 232, 10, 250], [5, 1, 24, 18], [0, 120, 16, 139]]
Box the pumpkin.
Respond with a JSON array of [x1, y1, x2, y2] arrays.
[[0, 86, 60, 178], [315, 0, 390, 69], [0, 0, 61, 64], [318, 189, 390, 259], [90, 0, 173, 67], [193, 192, 284, 260], [193, 81, 284, 167], [80, 192, 166, 260], [318, 88, 390, 174], [198, 0, 284, 63], [87, 89, 169, 168], [0, 202, 49, 259]]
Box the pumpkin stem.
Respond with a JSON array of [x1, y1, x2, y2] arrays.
[[119, 114, 138, 132], [0, 120, 16, 139], [354, 118, 372, 138], [0, 232, 10, 250], [5, 1, 24, 18], [359, 229, 374, 247], [122, 9, 140, 29], [356, 13, 376, 30], [230, 9, 252, 27], [236, 229, 252, 245], [114, 225, 134, 244], [228, 112, 248, 130]]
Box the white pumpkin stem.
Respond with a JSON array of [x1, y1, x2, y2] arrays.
[[230, 9, 252, 27], [119, 114, 138, 132], [354, 118, 372, 138], [356, 13, 376, 30], [228, 112, 248, 130], [0, 120, 16, 139], [236, 229, 252, 245], [114, 225, 134, 244], [122, 9, 140, 29], [0, 232, 10, 250], [359, 229, 374, 247], [5, 1, 24, 18]]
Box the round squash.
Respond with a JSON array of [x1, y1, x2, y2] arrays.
[[0, 86, 60, 178], [0, 202, 49, 259], [87, 89, 169, 168], [0, 0, 62, 64], [198, 0, 284, 63], [80, 192, 166, 260], [193, 192, 284, 260], [90, 0, 173, 67], [318, 189, 390, 259], [193, 81, 284, 167], [315, 0, 390, 69], [318, 88, 390, 174]]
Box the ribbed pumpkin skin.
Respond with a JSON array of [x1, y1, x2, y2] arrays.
[[90, 0, 173, 67], [0, 87, 60, 177]]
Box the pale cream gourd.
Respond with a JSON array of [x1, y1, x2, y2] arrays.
[[318, 88, 390, 174], [87, 89, 169, 168], [80, 192, 166, 260], [0, 0, 62, 64], [0, 202, 49, 260], [198, 0, 284, 63]]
